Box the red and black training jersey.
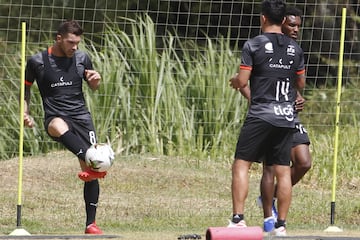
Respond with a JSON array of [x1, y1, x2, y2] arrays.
[[240, 33, 305, 128], [25, 47, 93, 119]]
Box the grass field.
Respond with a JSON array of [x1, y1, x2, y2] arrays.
[[0, 151, 359, 240]]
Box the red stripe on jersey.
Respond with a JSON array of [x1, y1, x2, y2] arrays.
[[240, 65, 252, 71], [25, 80, 33, 86], [297, 69, 305, 75]]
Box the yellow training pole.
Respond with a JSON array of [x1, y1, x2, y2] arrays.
[[9, 22, 31, 236], [324, 8, 346, 233]]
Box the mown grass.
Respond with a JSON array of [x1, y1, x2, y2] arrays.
[[0, 152, 359, 239]]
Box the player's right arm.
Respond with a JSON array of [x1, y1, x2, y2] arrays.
[[229, 70, 252, 102], [22, 57, 39, 128], [229, 39, 254, 102], [295, 90, 305, 112], [23, 84, 35, 128]]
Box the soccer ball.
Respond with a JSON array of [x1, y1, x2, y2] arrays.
[[85, 143, 115, 172]]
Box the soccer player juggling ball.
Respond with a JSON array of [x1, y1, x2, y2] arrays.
[[23, 20, 105, 234], [228, 0, 306, 237]]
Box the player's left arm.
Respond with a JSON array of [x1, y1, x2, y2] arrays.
[[83, 53, 101, 91], [294, 69, 306, 112], [295, 90, 305, 112], [295, 70, 305, 91], [85, 69, 101, 91], [295, 47, 306, 91]]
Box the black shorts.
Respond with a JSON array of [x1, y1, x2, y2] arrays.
[[292, 122, 310, 147], [234, 117, 293, 166], [44, 114, 97, 148]]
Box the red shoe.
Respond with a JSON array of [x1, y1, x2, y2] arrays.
[[78, 169, 107, 182], [85, 222, 103, 234]]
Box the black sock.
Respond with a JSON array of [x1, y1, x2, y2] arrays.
[[84, 179, 100, 226], [232, 214, 244, 223], [59, 131, 87, 161], [275, 219, 286, 228]]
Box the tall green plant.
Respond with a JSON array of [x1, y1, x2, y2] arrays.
[[85, 15, 247, 157], [0, 14, 310, 159]]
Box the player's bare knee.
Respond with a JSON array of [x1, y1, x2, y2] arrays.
[[47, 117, 69, 137], [296, 157, 311, 172], [262, 167, 274, 181], [302, 160, 312, 172]]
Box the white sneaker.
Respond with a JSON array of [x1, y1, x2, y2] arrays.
[[227, 219, 247, 228], [271, 226, 287, 236]]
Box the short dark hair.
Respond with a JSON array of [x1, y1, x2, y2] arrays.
[[285, 6, 302, 17], [56, 20, 83, 37], [261, 0, 286, 25]]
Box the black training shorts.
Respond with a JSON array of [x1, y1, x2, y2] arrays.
[[44, 114, 97, 148], [234, 117, 294, 166], [292, 122, 310, 147]]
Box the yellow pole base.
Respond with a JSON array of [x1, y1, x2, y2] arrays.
[[9, 228, 31, 236], [324, 226, 343, 232]]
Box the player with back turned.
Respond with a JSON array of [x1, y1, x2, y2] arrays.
[[23, 20, 106, 234], [228, 0, 306, 236], [258, 6, 312, 233]]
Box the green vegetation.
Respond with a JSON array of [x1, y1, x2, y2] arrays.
[[1, 15, 359, 193], [1, 15, 248, 160]]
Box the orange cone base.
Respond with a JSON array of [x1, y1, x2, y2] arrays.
[[206, 226, 263, 240]]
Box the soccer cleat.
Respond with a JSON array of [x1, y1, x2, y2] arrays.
[[85, 222, 103, 234], [263, 216, 275, 232], [227, 219, 247, 228], [256, 196, 278, 220], [271, 225, 287, 236], [78, 169, 107, 182]]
